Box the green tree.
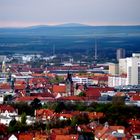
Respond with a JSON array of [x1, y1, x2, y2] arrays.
[[78, 92, 86, 97], [76, 102, 86, 111], [49, 75, 64, 83], [30, 98, 42, 110], [21, 112, 27, 125], [71, 114, 89, 127], [112, 96, 125, 105], [4, 95, 13, 102], [54, 102, 66, 113], [11, 102, 34, 116], [8, 119, 17, 133]]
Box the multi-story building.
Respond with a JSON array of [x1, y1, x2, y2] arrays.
[[108, 75, 127, 87], [109, 53, 140, 87], [116, 48, 125, 61], [119, 58, 127, 75], [72, 76, 89, 84], [109, 63, 119, 75], [126, 53, 140, 85], [118, 53, 140, 85]]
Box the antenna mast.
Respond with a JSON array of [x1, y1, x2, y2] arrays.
[[53, 44, 55, 56], [95, 39, 97, 60]]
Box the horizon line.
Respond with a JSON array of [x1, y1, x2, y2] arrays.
[[0, 22, 140, 28]]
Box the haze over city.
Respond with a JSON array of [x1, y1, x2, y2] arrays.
[[0, 0, 140, 139], [0, 0, 140, 27]]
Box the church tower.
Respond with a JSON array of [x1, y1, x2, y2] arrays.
[[65, 71, 73, 96], [2, 61, 6, 74]]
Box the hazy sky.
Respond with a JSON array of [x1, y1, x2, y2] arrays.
[[0, 0, 140, 27]]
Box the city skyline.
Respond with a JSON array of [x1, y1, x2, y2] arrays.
[[0, 0, 140, 27]]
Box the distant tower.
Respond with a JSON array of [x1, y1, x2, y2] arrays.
[[53, 44, 56, 56], [11, 78, 15, 91], [93, 39, 98, 65], [2, 61, 6, 73], [116, 48, 125, 61], [65, 71, 74, 96], [26, 79, 30, 96]]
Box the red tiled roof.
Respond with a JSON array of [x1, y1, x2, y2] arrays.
[[29, 78, 48, 85], [53, 85, 66, 93], [30, 93, 54, 98], [85, 87, 114, 98], [85, 88, 101, 99], [77, 125, 92, 133], [31, 73, 45, 77], [54, 134, 79, 140], [15, 80, 26, 85], [115, 92, 125, 96], [0, 83, 11, 89], [95, 125, 125, 139], [14, 85, 26, 90], [128, 119, 140, 134], [88, 112, 104, 120], [130, 95, 140, 101], [58, 96, 84, 101], [51, 127, 72, 135], [91, 76, 108, 81], [15, 96, 55, 102], [128, 92, 140, 97], [18, 133, 34, 140], [0, 105, 15, 112], [56, 113, 73, 119], [0, 123, 7, 134], [34, 132, 49, 140], [36, 109, 54, 119]]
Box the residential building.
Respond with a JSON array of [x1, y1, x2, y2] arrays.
[[116, 48, 125, 61], [108, 75, 127, 87], [126, 53, 140, 85], [109, 63, 119, 75], [72, 76, 88, 84], [118, 53, 140, 85], [119, 58, 127, 75]]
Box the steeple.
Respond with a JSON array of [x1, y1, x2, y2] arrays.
[[2, 61, 6, 73], [65, 71, 73, 96]]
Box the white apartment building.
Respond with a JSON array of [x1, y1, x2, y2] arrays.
[[118, 53, 140, 85], [108, 75, 127, 87], [126, 53, 140, 85], [119, 58, 127, 75], [109, 63, 119, 75], [72, 76, 89, 84]]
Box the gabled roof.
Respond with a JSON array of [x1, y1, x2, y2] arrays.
[[0, 105, 15, 112], [30, 93, 54, 98], [0, 83, 11, 90], [58, 96, 84, 101], [36, 109, 54, 117], [95, 125, 125, 139], [51, 127, 72, 135], [0, 123, 7, 134], [54, 134, 79, 140], [85, 88, 101, 98], [53, 85, 66, 93], [85, 87, 114, 98], [18, 133, 34, 140], [34, 132, 49, 140], [56, 113, 73, 119], [130, 95, 140, 101], [15, 96, 55, 102], [88, 112, 104, 120]]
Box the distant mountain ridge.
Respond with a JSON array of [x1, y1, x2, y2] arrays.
[[0, 24, 140, 37], [54, 23, 91, 27], [0, 23, 140, 29]]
